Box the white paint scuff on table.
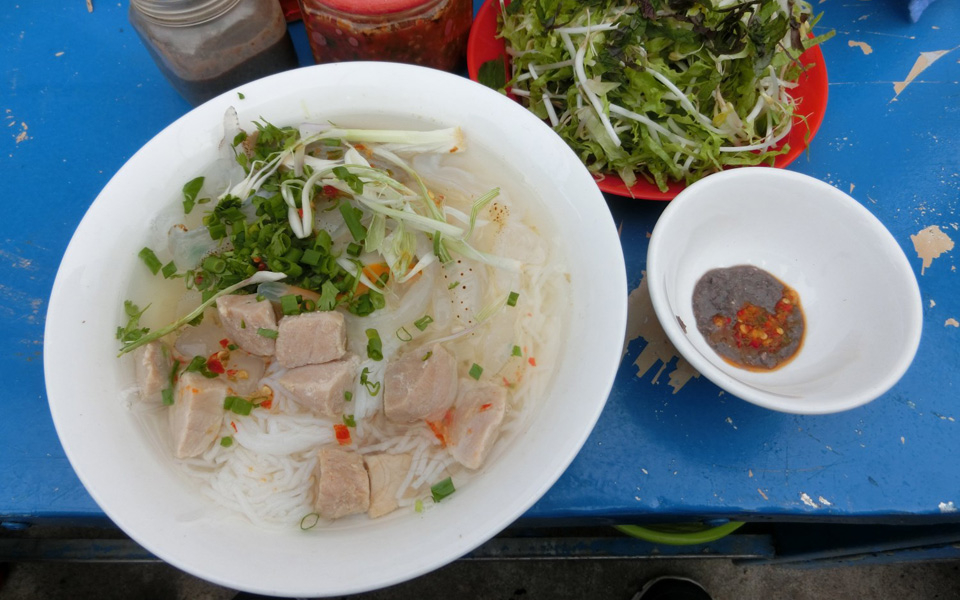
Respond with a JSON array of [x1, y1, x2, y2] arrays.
[[939, 501, 958, 513], [893, 47, 958, 98], [800, 492, 820, 509], [848, 40, 874, 55], [623, 274, 699, 393], [911, 225, 954, 275]]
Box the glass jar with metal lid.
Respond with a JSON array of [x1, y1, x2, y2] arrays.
[[298, 0, 472, 73], [129, 0, 300, 106]]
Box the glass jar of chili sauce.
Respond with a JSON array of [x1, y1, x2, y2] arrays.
[[297, 0, 472, 72]]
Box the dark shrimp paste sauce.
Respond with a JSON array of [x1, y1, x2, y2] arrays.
[[692, 265, 805, 371]]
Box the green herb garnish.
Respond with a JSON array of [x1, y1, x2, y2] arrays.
[[468, 363, 483, 380], [300, 513, 320, 530], [360, 367, 380, 396], [225, 396, 253, 416], [115, 300, 150, 345], [257, 328, 278, 339], [366, 328, 383, 361], [414, 315, 433, 331], [430, 477, 456, 503], [182, 176, 204, 214], [138, 247, 162, 275]]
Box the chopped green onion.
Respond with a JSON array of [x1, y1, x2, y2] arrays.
[[208, 222, 227, 239], [226, 396, 253, 416], [220, 436, 234, 447], [396, 327, 413, 342], [161, 261, 178, 279], [257, 328, 278, 339], [511, 345, 522, 357], [280, 294, 302, 316], [421, 351, 433, 361], [338, 202, 367, 242], [303, 299, 316, 312], [138, 247, 162, 275], [507, 291, 520, 307], [366, 328, 383, 361], [238, 92, 245, 100], [223, 397, 235, 410], [161, 387, 174, 406], [343, 414, 356, 427], [300, 513, 320, 530], [469, 363, 483, 380], [415, 499, 424, 513], [431, 477, 456, 503], [414, 315, 433, 331], [360, 367, 381, 396], [227, 343, 238, 351], [344, 390, 353, 402], [240, 319, 247, 329], [202, 256, 226, 274], [448, 281, 460, 290], [346, 242, 362, 257], [301, 248, 323, 266]]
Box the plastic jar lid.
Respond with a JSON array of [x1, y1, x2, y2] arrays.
[[313, 0, 443, 16]]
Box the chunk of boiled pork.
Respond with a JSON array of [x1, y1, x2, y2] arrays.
[[169, 371, 227, 459], [274, 356, 358, 417], [383, 343, 458, 423], [364, 453, 412, 519], [275, 311, 347, 368], [134, 340, 172, 399], [314, 446, 370, 520], [215, 294, 277, 356], [448, 380, 507, 470]]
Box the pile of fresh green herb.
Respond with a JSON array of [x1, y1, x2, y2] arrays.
[[483, 0, 832, 192]]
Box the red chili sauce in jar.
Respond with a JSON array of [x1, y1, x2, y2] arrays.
[[692, 265, 805, 371], [299, 0, 472, 72]]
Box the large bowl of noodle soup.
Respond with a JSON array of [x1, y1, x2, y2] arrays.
[[44, 62, 627, 597]]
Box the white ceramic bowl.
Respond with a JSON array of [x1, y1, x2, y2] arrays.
[[647, 168, 922, 414], [44, 63, 626, 597]]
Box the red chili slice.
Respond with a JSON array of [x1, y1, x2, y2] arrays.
[[334, 424, 351, 446]]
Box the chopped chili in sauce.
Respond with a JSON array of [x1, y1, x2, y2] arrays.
[[692, 265, 805, 371]]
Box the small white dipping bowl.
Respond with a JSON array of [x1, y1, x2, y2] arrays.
[[647, 168, 923, 414]]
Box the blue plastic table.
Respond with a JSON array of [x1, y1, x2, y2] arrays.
[[2, 0, 958, 533]]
